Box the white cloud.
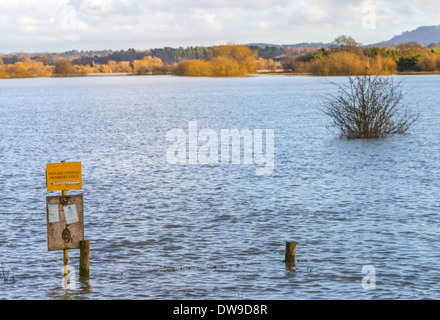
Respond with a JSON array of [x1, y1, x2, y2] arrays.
[[302, 6, 329, 23], [0, 0, 439, 52]]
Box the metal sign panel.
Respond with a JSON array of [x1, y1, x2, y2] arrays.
[[46, 162, 82, 192], [46, 194, 84, 251]]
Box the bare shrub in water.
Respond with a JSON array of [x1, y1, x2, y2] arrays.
[[322, 74, 419, 138]]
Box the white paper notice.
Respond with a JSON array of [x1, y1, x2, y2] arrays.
[[63, 204, 79, 225], [48, 203, 59, 223]]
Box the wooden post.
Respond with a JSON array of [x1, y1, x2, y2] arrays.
[[285, 242, 296, 264], [80, 240, 90, 278]]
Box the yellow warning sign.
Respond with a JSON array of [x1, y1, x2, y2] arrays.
[[46, 162, 82, 192]]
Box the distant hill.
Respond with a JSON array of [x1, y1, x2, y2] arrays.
[[247, 42, 330, 49], [372, 25, 440, 46], [249, 26, 440, 49]]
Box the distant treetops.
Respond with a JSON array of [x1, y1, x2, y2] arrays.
[[1, 38, 440, 79]]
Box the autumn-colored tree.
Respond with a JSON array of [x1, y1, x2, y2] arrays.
[[256, 58, 281, 71], [283, 56, 311, 73], [174, 44, 258, 77], [75, 64, 97, 74], [6, 62, 32, 78], [0, 64, 6, 79], [243, 56, 258, 73], [256, 57, 266, 70], [210, 56, 245, 76], [21, 57, 52, 77], [106, 60, 118, 73], [395, 42, 424, 51], [368, 54, 398, 74], [0, 57, 52, 78], [282, 56, 296, 71], [208, 44, 258, 74], [210, 44, 254, 61], [99, 64, 113, 73], [114, 61, 133, 73], [309, 51, 369, 76], [103, 60, 133, 73], [152, 64, 176, 75], [175, 56, 247, 77], [54, 60, 78, 76], [132, 56, 163, 74], [0, 58, 6, 78], [175, 60, 213, 76], [415, 53, 440, 71]]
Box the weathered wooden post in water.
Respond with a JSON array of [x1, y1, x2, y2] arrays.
[[285, 242, 296, 267], [80, 240, 90, 278], [45, 161, 89, 285]]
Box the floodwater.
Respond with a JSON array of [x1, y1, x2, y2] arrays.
[[0, 74, 440, 299]]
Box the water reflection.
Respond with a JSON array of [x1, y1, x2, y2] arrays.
[[46, 276, 93, 300]]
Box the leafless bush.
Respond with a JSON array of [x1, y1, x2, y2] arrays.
[[322, 74, 419, 138]]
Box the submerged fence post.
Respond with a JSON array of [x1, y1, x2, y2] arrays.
[[285, 242, 296, 265], [80, 240, 90, 278]]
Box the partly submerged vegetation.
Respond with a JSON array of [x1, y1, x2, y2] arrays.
[[322, 73, 420, 139], [1, 37, 440, 79]]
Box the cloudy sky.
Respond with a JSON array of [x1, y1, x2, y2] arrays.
[[0, 0, 439, 53]]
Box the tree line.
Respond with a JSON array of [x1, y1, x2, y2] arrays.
[[0, 44, 281, 78], [1, 38, 440, 79], [283, 36, 440, 75]]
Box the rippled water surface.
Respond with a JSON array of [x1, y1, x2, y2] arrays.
[[1, 75, 440, 299]]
